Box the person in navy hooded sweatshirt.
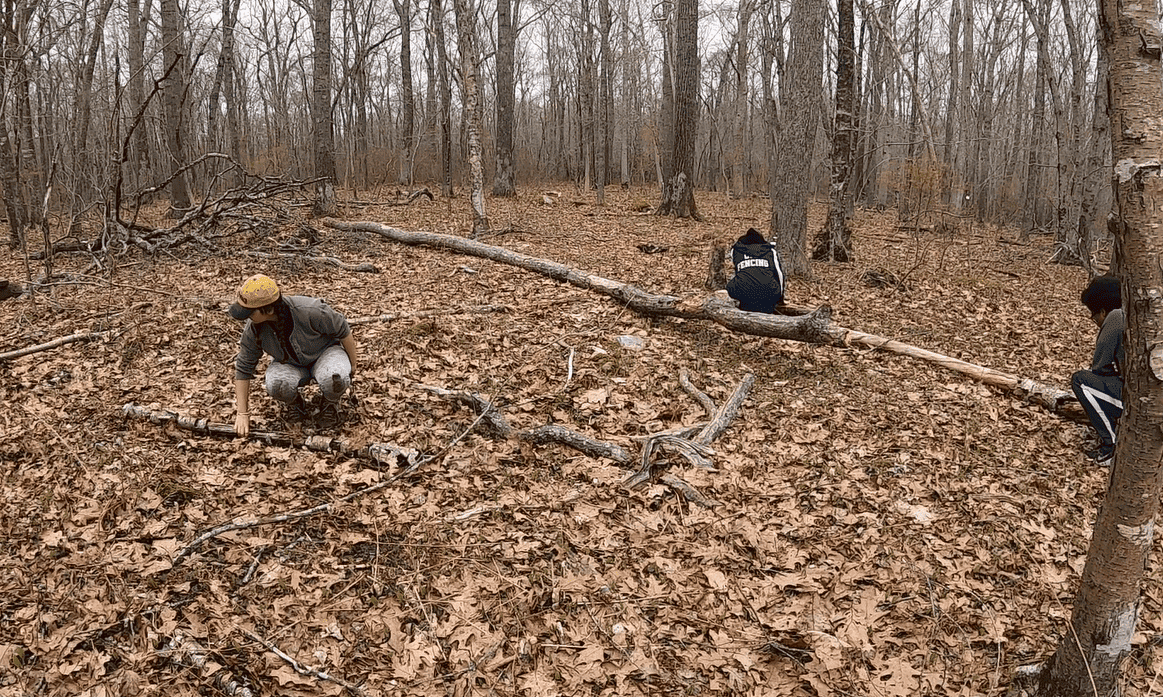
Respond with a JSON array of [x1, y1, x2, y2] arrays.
[[1071, 275, 1125, 465], [726, 228, 786, 313]]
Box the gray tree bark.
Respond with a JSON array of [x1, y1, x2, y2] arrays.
[[770, 0, 822, 276], [655, 0, 699, 218], [1025, 0, 1163, 691], [492, 0, 517, 197], [814, 0, 855, 262], [160, 0, 192, 214], [452, 0, 489, 236], [310, 0, 337, 216], [394, 0, 415, 186]]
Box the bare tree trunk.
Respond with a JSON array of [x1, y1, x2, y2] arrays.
[[657, 10, 675, 191], [160, 0, 192, 214], [1025, 0, 1163, 692], [578, 0, 594, 192], [1049, 0, 1085, 265], [1078, 41, 1110, 274], [943, 0, 960, 178], [126, 0, 151, 183], [492, 0, 517, 197], [395, 0, 415, 186], [619, 0, 632, 188], [596, 0, 612, 204], [1019, 0, 1049, 241], [731, 0, 752, 196], [432, 0, 453, 198], [0, 131, 24, 251], [814, 0, 855, 262], [207, 0, 241, 188], [954, 0, 973, 210], [770, 0, 822, 276], [73, 0, 116, 203], [452, 0, 489, 236], [656, 0, 698, 218], [310, 0, 337, 215]]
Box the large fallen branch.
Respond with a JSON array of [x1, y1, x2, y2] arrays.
[[324, 218, 1085, 421], [419, 372, 755, 508]]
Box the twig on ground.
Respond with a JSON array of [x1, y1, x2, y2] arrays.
[[238, 627, 366, 695]]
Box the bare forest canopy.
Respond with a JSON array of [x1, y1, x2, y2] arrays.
[[0, 0, 1108, 266]]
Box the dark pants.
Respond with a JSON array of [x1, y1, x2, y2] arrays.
[[726, 282, 779, 314], [1071, 370, 1123, 447]]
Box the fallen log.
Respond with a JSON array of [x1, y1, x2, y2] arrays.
[[121, 403, 419, 468], [323, 218, 1086, 422]]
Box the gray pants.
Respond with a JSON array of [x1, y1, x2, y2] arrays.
[[264, 344, 351, 404]]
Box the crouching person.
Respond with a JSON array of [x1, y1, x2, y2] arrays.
[[229, 274, 358, 436], [1071, 275, 1124, 464], [726, 228, 786, 313]]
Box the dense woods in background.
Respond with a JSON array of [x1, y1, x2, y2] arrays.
[[0, 0, 1110, 266]]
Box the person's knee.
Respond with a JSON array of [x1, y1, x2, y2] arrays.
[[1071, 370, 1087, 389], [265, 378, 299, 403], [321, 372, 350, 401]]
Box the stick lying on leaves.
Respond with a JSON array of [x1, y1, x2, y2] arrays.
[[239, 627, 365, 695]]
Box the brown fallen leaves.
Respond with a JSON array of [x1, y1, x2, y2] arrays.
[[1, 187, 1160, 697]]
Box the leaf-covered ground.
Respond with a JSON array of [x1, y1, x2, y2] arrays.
[[2, 186, 1160, 696]]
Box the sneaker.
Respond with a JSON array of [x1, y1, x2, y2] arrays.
[[317, 400, 342, 429], [1085, 444, 1115, 464]]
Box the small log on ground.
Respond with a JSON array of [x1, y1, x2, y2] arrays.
[[121, 403, 420, 467]]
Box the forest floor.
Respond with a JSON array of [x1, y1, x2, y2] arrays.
[[0, 184, 1158, 697]]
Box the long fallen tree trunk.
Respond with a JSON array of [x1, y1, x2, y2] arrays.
[[324, 218, 1085, 422]]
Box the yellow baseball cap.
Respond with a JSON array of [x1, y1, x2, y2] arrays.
[[229, 274, 280, 319]]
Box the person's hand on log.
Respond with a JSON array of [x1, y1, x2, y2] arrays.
[[235, 411, 251, 438]]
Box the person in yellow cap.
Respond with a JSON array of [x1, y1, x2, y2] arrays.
[[229, 274, 357, 435]]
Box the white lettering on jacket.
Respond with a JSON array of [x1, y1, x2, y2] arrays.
[[737, 258, 770, 270]]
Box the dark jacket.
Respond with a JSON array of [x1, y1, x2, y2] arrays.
[[1091, 308, 1125, 378], [727, 238, 785, 313]]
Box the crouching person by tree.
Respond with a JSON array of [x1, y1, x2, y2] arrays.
[[229, 274, 357, 436], [726, 228, 786, 313], [1071, 275, 1124, 464]]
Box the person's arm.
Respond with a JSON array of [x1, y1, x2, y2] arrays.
[[1091, 312, 1122, 373], [340, 333, 357, 378], [234, 379, 252, 437]]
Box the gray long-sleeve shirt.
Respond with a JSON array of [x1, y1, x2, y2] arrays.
[[1091, 308, 1125, 377], [234, 295, 351, 380]]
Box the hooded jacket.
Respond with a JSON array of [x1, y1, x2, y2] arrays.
[[726, 230, 785, 312]]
